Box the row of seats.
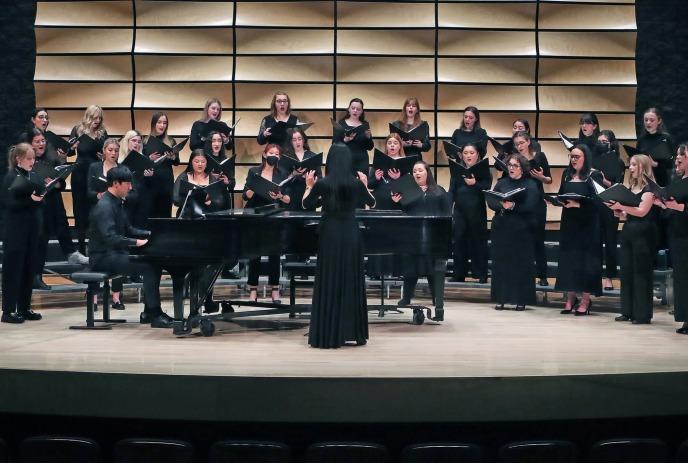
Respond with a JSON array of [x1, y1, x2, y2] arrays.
[[2, 436, 688, 462]]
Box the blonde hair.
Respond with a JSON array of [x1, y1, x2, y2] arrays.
[[77, 105, 106, 139], [385, 133, 406, 157], [118, 130, 141, 163], [629, 154, 654, 190], [8, 143, 35, 169], [202, 98, 223, 121], [102, 137, 120, 158]]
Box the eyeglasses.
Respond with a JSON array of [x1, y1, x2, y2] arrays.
[[507, 163, 521, 169], [36, 115, 49, 120], [569, 155, 582, 161], [275, 99, 289, 104]]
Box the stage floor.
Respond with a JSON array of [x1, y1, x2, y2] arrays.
[[1, 289, 687, 423]]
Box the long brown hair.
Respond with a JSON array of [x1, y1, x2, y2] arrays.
[[629, 154, 654, 190], [397, 97, 421, 129], [270, 92, 291, 118], [8, 143, 34, 169], [202, 98, 223, 121], [148, 111, 174, 146]]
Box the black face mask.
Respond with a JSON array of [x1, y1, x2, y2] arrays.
[[594, 142, 610, 154], [266, 155, 279, 166]]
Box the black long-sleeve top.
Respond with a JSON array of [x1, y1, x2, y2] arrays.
[[390, 120, 431, 159], [591, 148, 626, 185], [331, 121, 374, 174], [1, 168, 43, 216], [449, 161, 493, 208], [284, 150, 322, 211], [34, 153, 66, 194], [242, 165, 291, 209], [451, 127, 488, 158], [87, 162, 114, 204], [637, 132, 675, 187], [143, 135, 180, 191], [172, 171, 232, 215], [526, 151, 551, 197], [69, 127, 107, 165], [257, 114, 299, 148], [88, 191, 149, 256], [664, 178, 688, 240], [189, 120, 234, 152], [402, 185, 451, 216], [488, 176, 540, 227]]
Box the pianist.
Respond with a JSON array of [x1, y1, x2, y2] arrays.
[[88, 165, 173, 328]]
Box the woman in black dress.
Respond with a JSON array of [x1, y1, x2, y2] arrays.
[[258, 91, 299, 149], [450, 142, 490, 283], [190, 98, 233, 152], [390, 97, 431, 159], [143, 112, 179, 218], [593, 130, 626, 290], [303, 143, 375, 348], [555, 144, 603, 315], [654, 145, 688, 333], [1, 143, 44, 323], [576, 113, 600, 150], [393, 161, 451, 321], [488, 154, 539, 311], [501, 119, 541, 161], [606, 154, 658, 324], [368, 133, 405, 211], [27, 108, 74, 163], [332, 98, 374, 175], [283, 127, 321, 211], [513, 131, 552, 286], [243, 144, 292, 303], [118, 130, 154, 228], [450, 106, 488, 157], [70, 105, 108, 252], [638, 107, 674, 187]]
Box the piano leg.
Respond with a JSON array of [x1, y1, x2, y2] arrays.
[[166, 266, 191, 336]]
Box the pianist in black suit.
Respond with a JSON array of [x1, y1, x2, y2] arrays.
[[257, 91, 299, 149], [390, 97, 431, 159], [242, 144, 291, 303], [88, 165, 172, 328], [284, 127, 321, 211], [332, 98, 374, 175], [393, 160, 451, 321], [451, 106, 488, 158], [143, 112, 179, 218], [303, 142, 376, 347], [189, 98, 234, 152]]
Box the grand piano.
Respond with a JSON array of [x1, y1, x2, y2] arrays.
[[132, 207, 452, 336]]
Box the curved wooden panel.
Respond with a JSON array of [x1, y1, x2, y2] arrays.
[[539, 32, 636, 58], [236, 2, 333, 27], [133, 110, 200, 137], [135, 55, 233, 81], [438, 85, 536, 111], [35, 55, 132, 81], [539, 142, 579, 168], [236, 56, 332, 82], [235, 83, 333, 109], [338, 30, 434, 56], [36, 28, 133, 54], [233, 110, 334, 138], [337, 2, 433, 28], [437, 112, 537, 139], [539, 59, 636, 85], [439, 3, 536, 29], [337, 57, 434, 83], [236, 29, 333, 54], [538, 113, 637, 140], [439, 58, 535, 84], [538, 86, 636, 112], [539, 4, 636, 30], [136, 1, 233, 27], [439, 30, 536, 56], [134, 83, 232, 108], [35, 83, 133, 108], [336, 84, 435, 110], [41, 110, 132, 137], [36, 1, 133, 26], [136, 29, 233, 54]]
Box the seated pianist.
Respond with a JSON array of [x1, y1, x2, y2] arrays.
[[88, 165, 173, 328]]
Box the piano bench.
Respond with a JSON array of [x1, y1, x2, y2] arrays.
[[69, 271, 126, 330], [283, 262, 316, 307]]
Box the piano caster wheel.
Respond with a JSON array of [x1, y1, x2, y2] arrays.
[[221, 302, 234, 313], [200, 318, 215, 337], [378, 309, 385, 318], [188, 314, 201, 329], [412, 307, 425, 325]]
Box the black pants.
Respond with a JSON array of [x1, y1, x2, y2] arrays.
[[247, 255, 280, 287], [619, 222, 657, 322], [91, 253, 162, 315], [403, 259, 447, 309], [600, 207, 619, 278], [533, 200, 547, 279], [36, 191, 76, 275], [453, 205, 488, 280], [71, 162, 92, 252], [2, 211, 40, 313]]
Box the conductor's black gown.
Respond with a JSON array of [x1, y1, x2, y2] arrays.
[[488, 175, 539, 306], [332, 121, 373, 175], [554, 178, 603, 296], [303, 145, 376, 348]]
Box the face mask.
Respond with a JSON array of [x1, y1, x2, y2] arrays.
[[595, 142, 610, 154], [266, 155, 279, 166]]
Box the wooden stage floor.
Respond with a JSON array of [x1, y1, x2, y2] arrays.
[[1, 288, 687, 423]]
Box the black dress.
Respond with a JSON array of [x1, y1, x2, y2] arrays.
[[637, 132, 674, 187], [303, 176, 376, 348], [554, 179, 603, 296], [190, 120, 234, 152], [450, 161, 491, 281], [488, 176, 539, 306], [143, 135, 179, 218], [284, 150, 322, 211], [390, 120, 431, 159], [332, 121, 374, 174], [257, 114, 298, 149], [526, 151, 551, 280], [451, 127, 488, 157], [665, 177, 688, 322]]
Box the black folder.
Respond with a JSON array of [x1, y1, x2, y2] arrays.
[[448, 157, 490, 180], [330, 118, 370, 138], [246, 171, 291, 201], [372, 150, 418, 176], [483, 187, 526, 210], [121, 150, 155, 174], [9, 174, 41, 196], [269, 120, 313, 140], [280, 152, 323, 173], [178, 179, 227, 203], [558, 131, 575, 151], [32, 164, 76, 194], [624, 143, 673, 161], [389, 173, 424, 207], [442, 140, 462, 161], [544, 192, 589, 207], [489, 137, 508, 157], [205, 154, 236, 178], [202, 119, 234, 138], [91, 175, 108, 194], [44, 131, 73, 154], [144, 137, 188, 161], [644, 174, 688, 202], [493, 156, 509, 172], [593, 152, 624, 182], [595, 183, 641, 207], [388, 122, 429, 141]]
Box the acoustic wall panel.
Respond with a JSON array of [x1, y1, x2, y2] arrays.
[[35, 0, 637, 227]]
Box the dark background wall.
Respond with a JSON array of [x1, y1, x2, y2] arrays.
[[0, 0, 686, 174]]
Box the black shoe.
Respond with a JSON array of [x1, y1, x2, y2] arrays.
[[560, 308, 574, 314], [150, 314, 173, 328], [140, 311, 151, 324], [615, 315, 631, 322], [1, 312, 24, 324], [32, 276, 50, 290], [515, 305, 526, 311], [355, 339, 367, 346], [158, 312, 173, 323], [537, 278, 549, 287], [676, 326, 688, 334], [19, 310, 42, 321], [450, 276, 465, 282], [632, 319, 651, 325], [397, 298, 411, 307], [204, 300, 219, 313], [111, 301, 125, 311], [495, 304, 504, 311], [432, 308, 444, 321], [575, 300, 592, 316]]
